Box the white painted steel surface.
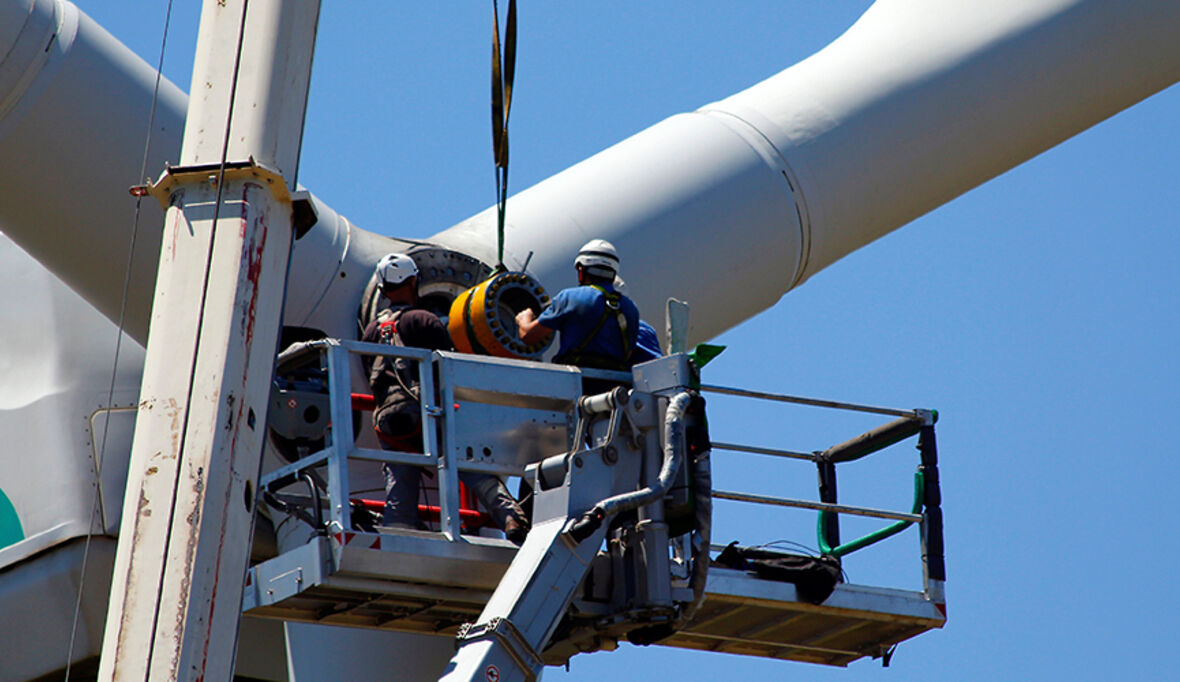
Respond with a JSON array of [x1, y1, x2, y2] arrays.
[[0, 0, 183, 342], [704, 0, 1180, 287], [98, 2, 318, 679], [431, 0, 1180, 343], [0, 235, 143, 554], [179, 0, 318, 186], [2, 1, 1177, 350], [430, 111, 806, 347], [97, 182, 295, 681], [0, 234, 143, 679]]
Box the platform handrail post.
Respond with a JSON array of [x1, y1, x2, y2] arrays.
[[816, 457, 840, 550], [434, 355, 462, 540], [917, 423, 946, 584], [325, 341, 354, 534]]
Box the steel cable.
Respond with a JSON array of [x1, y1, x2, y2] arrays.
[[65, 1, 176, 678]]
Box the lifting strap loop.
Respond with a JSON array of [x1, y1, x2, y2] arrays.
[[491, 0, 517, 271]]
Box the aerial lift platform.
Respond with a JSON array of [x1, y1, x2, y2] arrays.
[[244, 339, 946, 677]]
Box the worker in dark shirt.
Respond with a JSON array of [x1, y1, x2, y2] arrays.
[[364, 253, 529, 543], [515, 239, 640, 373]]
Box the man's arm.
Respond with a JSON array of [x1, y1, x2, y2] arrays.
[[516, 308, 552, 344]]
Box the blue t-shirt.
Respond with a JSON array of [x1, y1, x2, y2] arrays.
[[632, 320, 663, 364], [538, 284, 640, 365]]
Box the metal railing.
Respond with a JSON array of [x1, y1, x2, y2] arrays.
[[261, 341, 591, 542], [699, 383, 945, 591], [261, 339, 450, 537]]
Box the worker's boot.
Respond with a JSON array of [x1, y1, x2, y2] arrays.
[[503, 515, 529, 546], [494, 499, 531, 546], [464, 473, 531, 545]]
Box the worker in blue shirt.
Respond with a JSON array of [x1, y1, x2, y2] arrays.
[[632, 319, 663, 364], [516, 239, 640, 371]]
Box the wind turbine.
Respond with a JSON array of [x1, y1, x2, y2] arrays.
[[0, 0, 1176, 679]]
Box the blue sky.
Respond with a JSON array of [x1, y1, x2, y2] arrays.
[[79, 2, 1179, 680]]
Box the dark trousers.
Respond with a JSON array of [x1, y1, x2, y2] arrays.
[[375, 397, 526, 531], [382, 462, 525, 530]]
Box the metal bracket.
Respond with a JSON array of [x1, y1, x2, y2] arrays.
[[289, 189, 318, 238], [455, 616, 543, 680], [134, 158, 294, 210]]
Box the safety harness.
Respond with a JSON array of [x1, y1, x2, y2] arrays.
[[554, 285, 632, 371], [369, 307, 428, 449], [376, 308, 403, 345], [370, 307, 420, 404]]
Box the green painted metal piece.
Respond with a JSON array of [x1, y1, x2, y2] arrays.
[[0, 488, 24, 549], [689, 343, 725, 370], [818, 471, 924, 558]]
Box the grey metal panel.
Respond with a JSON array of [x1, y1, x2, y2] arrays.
[[438, 352, 464, 539], [260, 449, 332, 489], [341, 338, 433, 363], [703, 567, 945, 623], [336, 534, 517, 591], [448, 403, 570, 472], [244, 537, 330, 610], [631, 354, 694, 395], [439, 353, 578, 477], [662, 567, 945, 667]]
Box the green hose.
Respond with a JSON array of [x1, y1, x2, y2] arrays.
[[817, 470, 924, 558]]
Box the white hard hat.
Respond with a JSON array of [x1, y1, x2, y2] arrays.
[[574, 239, 620, 278], [375, 253, 418, 287]]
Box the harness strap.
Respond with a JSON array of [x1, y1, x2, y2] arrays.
[[563, 285, 631, 364], [372, 308, 420, 402], [490, 0, 517, 269], [377, 308, 403, 345]]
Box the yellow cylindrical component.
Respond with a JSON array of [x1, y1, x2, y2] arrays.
[[448, 271, 554, 360]]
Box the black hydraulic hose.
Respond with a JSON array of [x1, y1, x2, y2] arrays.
[[303, 471, 326, 535], [681, 439, 711, 625], [275, 338, 328, 372], [261, 490, 318, 531], [568, 391, 692, 542]]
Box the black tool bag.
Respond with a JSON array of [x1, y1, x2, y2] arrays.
[[714, 542, 843, 605]]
